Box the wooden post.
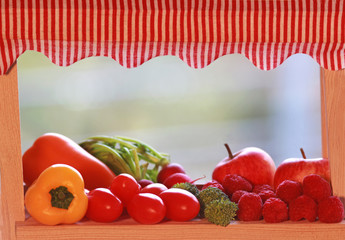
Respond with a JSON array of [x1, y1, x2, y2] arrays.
[[321, 68, 345, 205], [0, 63, 25, 240], [320, 69, 328, 159]]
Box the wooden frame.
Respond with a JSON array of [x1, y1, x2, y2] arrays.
[[1, 63, 345, 239]]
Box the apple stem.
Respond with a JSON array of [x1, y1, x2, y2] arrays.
[[300, 148, 307, 159], [224, 143, 234, 159]]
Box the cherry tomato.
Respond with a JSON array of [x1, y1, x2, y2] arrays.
[[141, 183, 168, 195], [163, 173, 192, 188], [138, 179, 154, 188], [157, 163, 186, 183], [159, 188, 200, 221], [127, 193, 166, 224], [86, 188, 123, 223], [110, 173, 141, 205]]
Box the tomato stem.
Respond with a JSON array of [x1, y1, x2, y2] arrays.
[[191, 175, 206, 184], [49, 186, 74, 209]]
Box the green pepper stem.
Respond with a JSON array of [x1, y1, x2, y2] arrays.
[[49, 186, 74, 210]]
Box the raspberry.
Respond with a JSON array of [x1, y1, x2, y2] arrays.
[[237, 193, 263, 221], [276, 180, 302, 204], [303, 174, 331, 203], [231, 190, 248, 204], [202, 180, 226, 194], [258, 190, 277, 203], [262, 198, 288, 223], [289, 195, 317, 222], [318, 196, 345, 223], [222, 174, 253, 195], [252, 184, 273, 194]]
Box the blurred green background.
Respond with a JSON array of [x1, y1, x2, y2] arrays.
[[18, 52, 321, 181]]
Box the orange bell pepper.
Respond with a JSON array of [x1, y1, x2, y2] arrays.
[[24, 164, 88, 225]]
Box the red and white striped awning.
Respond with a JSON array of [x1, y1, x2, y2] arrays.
[[0, 0, 344, 75]]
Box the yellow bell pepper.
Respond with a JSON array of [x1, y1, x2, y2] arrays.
[[24, 164, 88, 225]]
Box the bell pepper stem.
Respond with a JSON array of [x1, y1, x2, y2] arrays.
[[49, 186, 74, 210]]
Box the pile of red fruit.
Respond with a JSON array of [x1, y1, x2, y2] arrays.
[[90, 160, 345, 225], [86, 169, 201, 224], [207, 173, 344, 223], [74, 143, 345, 225], [57, 160, 345, 225]]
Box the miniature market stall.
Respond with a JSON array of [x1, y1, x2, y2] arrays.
[[1, 0, 345, 239]]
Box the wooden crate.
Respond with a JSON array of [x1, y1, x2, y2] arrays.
[[1, 63, 345, 240]]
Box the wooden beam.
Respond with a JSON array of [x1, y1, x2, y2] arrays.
[[0, 63, 25, 240], [321, 68, 345, 205], [15, 218, 345, 240], [320, 69, 328, 159]]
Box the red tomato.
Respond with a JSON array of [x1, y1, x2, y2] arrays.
[[159, 188, 200, 221], [110, 174, 141, 205], [138, 179, 154, 188], [163, 173, 192, 188], [157, 163, 186, 183], [86, 188, 123, 223], [127, 193, 166, 224], [141, 183, 168, 195]]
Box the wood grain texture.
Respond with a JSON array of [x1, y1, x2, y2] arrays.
[[0, 63, 25, 240], [0, 194, 3, 238], [322, 69, 345, 205], [15, 218, 345, 240], [320, 69, 328, 159]]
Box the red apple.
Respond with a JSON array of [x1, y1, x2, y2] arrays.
[[212, 144, 276, 187], [273, 148, 330, 189]]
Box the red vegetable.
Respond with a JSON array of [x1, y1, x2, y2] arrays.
[[137, 179, 154, 188], [22, 133, 116, 190], [141, 183, 168, 196], [110, 173, 141, 206], [157, 163, 186, 183], [127, 193, 166, 224], [163, 173, 192, 188], [86, 188, 123, 223], [159, 188, 200, 222]]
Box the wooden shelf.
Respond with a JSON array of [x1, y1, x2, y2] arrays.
[[15, 217, 345, 240]]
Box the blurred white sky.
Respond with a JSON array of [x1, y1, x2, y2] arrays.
[[18, 51, 321, 180]]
